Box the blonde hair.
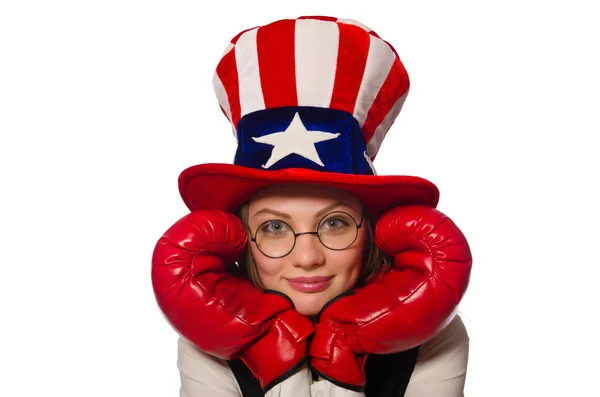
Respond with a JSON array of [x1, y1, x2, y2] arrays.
[[234, 201, 391, 288]]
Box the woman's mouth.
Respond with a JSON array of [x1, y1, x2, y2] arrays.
[[286, 276, 333, 293]]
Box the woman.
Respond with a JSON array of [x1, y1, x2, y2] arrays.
[[152, 16, 472, 397]]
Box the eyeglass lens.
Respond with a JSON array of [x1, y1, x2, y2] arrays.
[[254, 211, 359, 258]]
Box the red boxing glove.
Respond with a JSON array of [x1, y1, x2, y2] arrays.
[[151, 210, 314, 391], [309, 205, 472, 390]]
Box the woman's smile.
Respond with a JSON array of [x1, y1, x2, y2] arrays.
[[285, 276, 334, 293]]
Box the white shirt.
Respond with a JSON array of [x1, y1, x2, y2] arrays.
[[176, 314, 469, 397]]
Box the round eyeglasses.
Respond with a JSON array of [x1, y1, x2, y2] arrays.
[[249, 211, 365, 259]]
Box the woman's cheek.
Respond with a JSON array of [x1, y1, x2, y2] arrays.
[[340, 250, 363, 286], [345, 265, 362, 291], [253, 257, 283, 288]]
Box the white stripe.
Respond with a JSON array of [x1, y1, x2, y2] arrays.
[[353, 35, 396, 127], [212, 74, 237, 142], [336, 18, 372, 32], [295, 19, 339, 107], [235, 28, 265, 117], [366, 91, 408, 157], [213, 74, 232, 120], [363, 151, 378, 175], [214, 44, 238, 141]]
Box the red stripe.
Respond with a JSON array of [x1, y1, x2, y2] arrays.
[[329, 23, 370, 114], [216, 48, 241, 127], [298, 15, 337, 22], [361, 57, 410, 142], [257, 19, 297, 109]]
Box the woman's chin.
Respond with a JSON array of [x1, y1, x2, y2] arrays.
[[289, 293, 327, 317], [295, 305, 321, 317]]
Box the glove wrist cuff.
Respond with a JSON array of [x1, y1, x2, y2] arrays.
[[242, 310, 314, 390], [309, 326, 366, 391], [262, 357, 309, 392], [309, 365, 365, 392]]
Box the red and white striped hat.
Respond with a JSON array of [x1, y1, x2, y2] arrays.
[[179, 16, 439, 218]]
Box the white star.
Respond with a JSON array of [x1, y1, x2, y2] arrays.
[[252, 112, 340, 169]]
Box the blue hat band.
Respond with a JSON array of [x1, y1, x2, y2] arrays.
[[234, 106, 375, 176]]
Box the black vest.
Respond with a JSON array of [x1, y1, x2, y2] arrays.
[[227, 346, 420, 397]]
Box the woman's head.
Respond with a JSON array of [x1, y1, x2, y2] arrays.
[[236, 183, 389, 316]]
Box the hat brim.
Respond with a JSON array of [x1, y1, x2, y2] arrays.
[[179, 164, 439, 219]]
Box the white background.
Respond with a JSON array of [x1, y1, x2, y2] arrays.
[[1, 0, 599, 396]]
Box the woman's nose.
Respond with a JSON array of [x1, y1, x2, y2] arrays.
[[289, 233, 325, 269]]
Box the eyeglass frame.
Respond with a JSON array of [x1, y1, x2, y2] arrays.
[[248, 210, 366, 259]]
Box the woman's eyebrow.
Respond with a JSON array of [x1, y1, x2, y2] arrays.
[[252, 208, 292, 219], [252, 201, 356, 219], [314, 201, 356, 217]]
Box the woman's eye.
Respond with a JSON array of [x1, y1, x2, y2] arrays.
[[320, 217, 350, 230], [260, 220, 290, 233]]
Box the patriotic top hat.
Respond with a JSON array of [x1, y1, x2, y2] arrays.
[[179, 16, 439, 218]]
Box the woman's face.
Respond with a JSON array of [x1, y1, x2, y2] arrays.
[[247, 183, 366, 316]]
